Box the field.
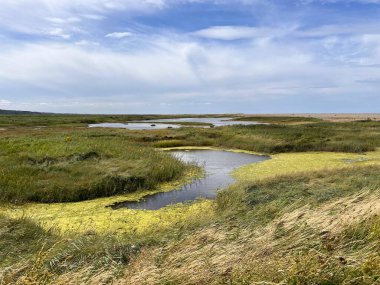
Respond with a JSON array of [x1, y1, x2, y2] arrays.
[[0, 114, 380, 284]]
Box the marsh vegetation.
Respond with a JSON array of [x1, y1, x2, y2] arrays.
[[0, 129, 195, 203], [1, 114, 380, 284]]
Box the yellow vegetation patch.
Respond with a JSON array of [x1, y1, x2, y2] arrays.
[[1, 198, 214, 237], [233, 149, 380, 182], [0, 169, 214, 236]]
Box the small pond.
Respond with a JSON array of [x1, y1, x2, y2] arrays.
[[109, 150, 269, 210], [89, 122, 181, 130], [89, 117, 264, 130]]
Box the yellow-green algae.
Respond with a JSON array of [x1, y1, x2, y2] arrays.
[[0, 168, 214, 236], [2, 148, 380, 237], [233, 148, 380, 182]]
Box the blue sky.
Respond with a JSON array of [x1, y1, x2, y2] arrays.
[[0, 0, 379, 114]]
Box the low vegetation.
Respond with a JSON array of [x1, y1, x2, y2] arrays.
[[147, 121, 380, 153], [0, 114, 380, 284], [234, 115, 322, 124], [0, 114, 232, 127]]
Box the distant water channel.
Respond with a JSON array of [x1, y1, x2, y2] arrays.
[[89, 117, 264, 130], [109, 150, 269, 210]]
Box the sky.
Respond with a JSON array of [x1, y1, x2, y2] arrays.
[[0, 0, 379, 114]]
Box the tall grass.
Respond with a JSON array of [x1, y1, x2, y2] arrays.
[[0, 215, 140, 284], [0, 129, 193, 203], [141, 165, 380, 284], [217, 165, 380, 225]]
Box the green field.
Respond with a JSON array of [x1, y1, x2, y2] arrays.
[[1, 114, 380, 284]]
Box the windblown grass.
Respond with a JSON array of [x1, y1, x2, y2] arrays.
[[0, 215, 140, 285], [218, 165, 380, 225], [0, 128, 193, 203], [118, 165, 380, 285]]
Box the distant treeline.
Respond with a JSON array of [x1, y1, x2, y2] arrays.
[[0, 109, 47, 115]]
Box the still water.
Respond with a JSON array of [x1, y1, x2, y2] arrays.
[[109, 150, 269, 210], [89, 117, 264, 130]]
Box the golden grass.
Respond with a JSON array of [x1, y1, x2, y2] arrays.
[[115, 191, 380, 285]]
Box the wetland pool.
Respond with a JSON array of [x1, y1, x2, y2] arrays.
[[89, 117, 265, 130], [109, 150, 269, 210]]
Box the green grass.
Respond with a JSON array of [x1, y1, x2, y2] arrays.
[[0, 114, 235, 127], [0, 128, 194, 203], [233, 115, 323, 124], [143, 121, 380, 153], [3, 114, 379, 154]]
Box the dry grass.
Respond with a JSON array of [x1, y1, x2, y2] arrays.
[[114, 191, 380, 285]]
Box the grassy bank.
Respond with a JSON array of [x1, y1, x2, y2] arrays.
[[121, 165, 380, 284], [0, 128, 195, 203]]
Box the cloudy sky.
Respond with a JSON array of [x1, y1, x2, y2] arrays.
[[0, 0, 379, 114]]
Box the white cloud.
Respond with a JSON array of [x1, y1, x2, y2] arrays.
[[192, 26, 263, 40], [0, 0, 166, 39], [0, 28, 379, 113], [45, 17, 81, 24], [105, 32, 133, 39], [81, 14, 106, 20], [0, 0, 379, 113], [74, 40, 100, 46], [296, 23, 380, 38], [46, 28, 71, 39], [0, 99, 11, 107]]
